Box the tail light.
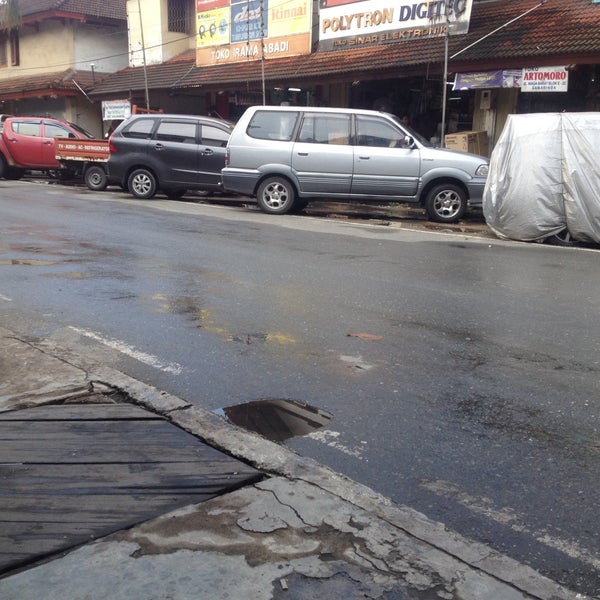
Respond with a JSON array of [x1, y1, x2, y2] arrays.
[[224, 147, 230, 167], [108, 133, 117, 154]]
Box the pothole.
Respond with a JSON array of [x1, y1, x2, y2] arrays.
[[215, 399, 333, 442]]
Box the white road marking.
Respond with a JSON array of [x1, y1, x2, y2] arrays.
[[421, 479, 600, 570], [0, 293, 13, 301], [68, 326, 182, 375], [307, 429, 366, 460]]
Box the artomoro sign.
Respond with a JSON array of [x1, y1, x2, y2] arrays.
[[318, 0, 473, 51]]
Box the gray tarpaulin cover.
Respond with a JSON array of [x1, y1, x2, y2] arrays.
[[482, 112, 600, 242]]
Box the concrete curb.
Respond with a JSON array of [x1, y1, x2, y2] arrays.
[[89, 365, 580, 600], [0, 329, 586, 599]]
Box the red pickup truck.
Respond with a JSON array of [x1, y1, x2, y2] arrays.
[[0, 115, 94, 181]]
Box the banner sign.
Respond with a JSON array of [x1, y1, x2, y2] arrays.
[[318, 0, 473, 51], [102, 99, 131, 121], [453, 67, 568, 93], [521, 66, 569, 93], [196, 0, 311, 65], [453, 70, 522, 90]]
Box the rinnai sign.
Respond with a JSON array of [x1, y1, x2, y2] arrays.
[[319, 0, 473, 51], [196, 0, 312, 66], [521, 66, 569, 93]]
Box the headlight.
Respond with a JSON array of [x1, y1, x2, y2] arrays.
[[476, 164, 489, 177]]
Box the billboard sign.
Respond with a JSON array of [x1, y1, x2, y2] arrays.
[[318, 0, 473, 51], [196, 0, 311, 65]]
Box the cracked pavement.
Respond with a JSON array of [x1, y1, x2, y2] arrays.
[[0, 327, 586, 599]]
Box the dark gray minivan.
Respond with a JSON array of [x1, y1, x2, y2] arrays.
[[222, 106, 489, 222], [108, 114, 232, 199]]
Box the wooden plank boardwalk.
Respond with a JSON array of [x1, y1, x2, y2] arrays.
[[0, 402, 263, 575]]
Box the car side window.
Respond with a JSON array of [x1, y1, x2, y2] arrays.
[[298, 114, 351, 145], [247, 110, 299, 141], [12, 121, 41, 136], [122, 118, 155, 139], [201, 125, 229, 147], [154, 120, 197, 144], [356, 116, 404, 148], [44, 123, 72, 138]]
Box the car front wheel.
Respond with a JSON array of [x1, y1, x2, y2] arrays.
[[128, 168, 157, 199], [424, 183, 467, 223], [256, 177, 296, 214]]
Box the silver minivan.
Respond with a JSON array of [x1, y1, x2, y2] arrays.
[[222, 106, 489, 223]]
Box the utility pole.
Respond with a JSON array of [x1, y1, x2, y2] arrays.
[[260, 0, 266, 105], [136, 0, 151, 111]]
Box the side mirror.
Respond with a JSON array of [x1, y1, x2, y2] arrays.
[[402, 135, 414, 148]]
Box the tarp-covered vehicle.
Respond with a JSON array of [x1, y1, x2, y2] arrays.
[[483, 113, 600, 244]]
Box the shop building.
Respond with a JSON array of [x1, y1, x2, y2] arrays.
[[86, 1, 600, 151], [91, 0, 600, 150], [0, 0, 128, 137]]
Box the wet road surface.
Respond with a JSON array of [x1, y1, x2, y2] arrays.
[[0, 180, 599, 597]]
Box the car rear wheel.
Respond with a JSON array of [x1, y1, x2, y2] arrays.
[[256, 177, 296, 214], [84, 165, 108, 191], [128, 168, 157, 199], [424, 183, 467, 223]]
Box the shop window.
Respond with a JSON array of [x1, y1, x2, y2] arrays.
[[9, 29, 19, 66], [168, 0, 191, 33]]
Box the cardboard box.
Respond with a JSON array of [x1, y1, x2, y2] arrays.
[[444, 131, 489, 156]]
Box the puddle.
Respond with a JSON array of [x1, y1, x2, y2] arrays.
[[215, 399, 332, 442]]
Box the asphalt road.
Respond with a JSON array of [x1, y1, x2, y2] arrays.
[[1, 180, 599, 597]]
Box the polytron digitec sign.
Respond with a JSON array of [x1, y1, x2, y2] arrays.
[[196, 0, 312, 65], [319, 0, 473, 51]]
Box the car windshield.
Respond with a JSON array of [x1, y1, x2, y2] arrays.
[[388, 114, 431, 147], [68, 122, 94, 139]]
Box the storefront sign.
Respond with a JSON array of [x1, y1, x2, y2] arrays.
[[318, 0, 473, 51], [453, 70, 522, 90], [454, 67, 569, 93], [521, 66, 569, 93], [102, 99, 131, 121], [196, 0, 311, 65]]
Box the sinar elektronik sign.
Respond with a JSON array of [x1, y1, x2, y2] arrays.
[[318, 0, 473, 51]]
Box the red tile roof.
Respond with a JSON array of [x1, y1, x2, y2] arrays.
[[90, 0, 600, 96], [0, 0, 126, 25], [0, 70, 101, 101]]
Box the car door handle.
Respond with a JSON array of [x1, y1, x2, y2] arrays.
[[153, 143, 165, 151], [200, 148, 214, 156], [358, 155, 370, 160], [43, 141, 53, 145], [297, 152, 309, 156]]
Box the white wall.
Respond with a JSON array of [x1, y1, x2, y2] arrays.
[[74, 23, 129, 73], [127, 0, 195, 66]]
